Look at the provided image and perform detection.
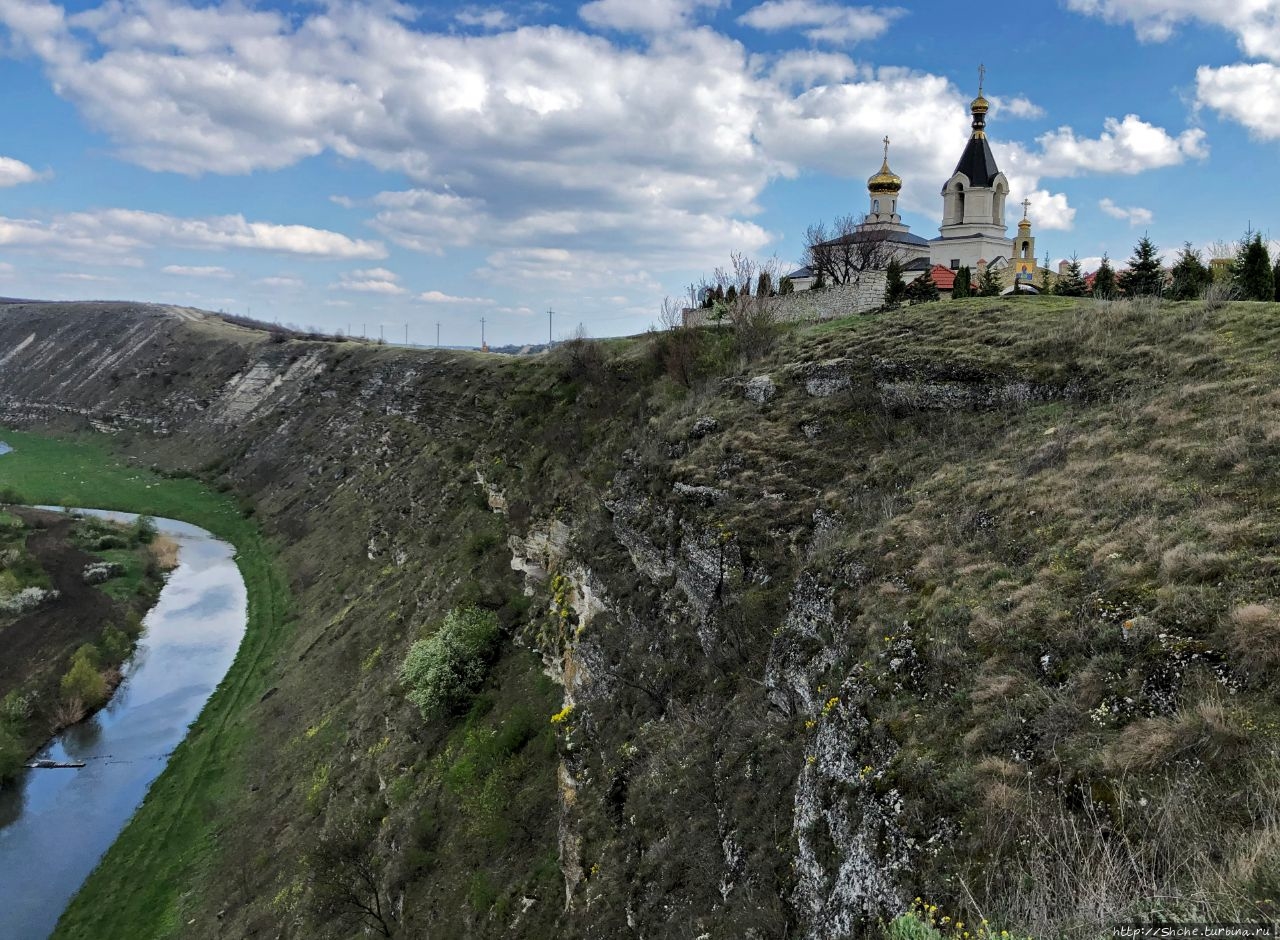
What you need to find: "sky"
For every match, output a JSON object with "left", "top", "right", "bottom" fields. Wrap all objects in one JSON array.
[{"left": 1, "top": 0, "right": 1278, "bottom": 346}]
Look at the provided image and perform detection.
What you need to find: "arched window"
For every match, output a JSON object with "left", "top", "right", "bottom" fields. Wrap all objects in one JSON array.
[
  {"left": 1022, "top": 241, "right": 1030, "bottom": 256},
  {"left": 873, "top": 199, "right": 880, "bottom": 215},
  {"left": 954, "top": 183, "right": 965, "bottom": 221}
]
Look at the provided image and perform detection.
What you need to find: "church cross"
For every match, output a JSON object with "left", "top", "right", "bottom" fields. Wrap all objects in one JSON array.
[
  {"left": 882, "top": 136, "right": 890, "bottom": 161},
  {"left": 978, "top": 63, "right": 986, "bottom": 95},
  {"left": 1021, "top": 198, "right": 1031, "bottom": 219}
]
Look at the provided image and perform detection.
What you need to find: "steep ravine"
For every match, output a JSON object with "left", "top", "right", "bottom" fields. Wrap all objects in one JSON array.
[{"left": 1, "top": 299, "right": 1278, "bottom": 939}]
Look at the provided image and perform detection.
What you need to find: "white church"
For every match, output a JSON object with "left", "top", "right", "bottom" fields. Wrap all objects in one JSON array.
[{"left": 789, "top": 72, "right": 1043, "bottom": 292}]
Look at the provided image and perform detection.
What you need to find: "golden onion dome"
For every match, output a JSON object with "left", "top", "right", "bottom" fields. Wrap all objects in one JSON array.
[
  {"left": 971, "top": 93, "right": 990, "bottom": 115},
  {"left": 868, "top": 157, "right": 902, "bottom": 195}
]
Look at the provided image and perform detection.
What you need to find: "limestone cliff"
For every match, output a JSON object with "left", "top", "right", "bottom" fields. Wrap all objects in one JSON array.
[{"left": 1, "top": 298, "right": 1278, "bottom": 939}]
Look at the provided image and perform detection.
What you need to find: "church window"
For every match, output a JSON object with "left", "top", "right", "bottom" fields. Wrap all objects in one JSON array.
[
  {"left": 1021, "top": 241, "right": 1030, "bottom": 255},
  {"left": 873, "top": 199, "right": 880, "bottom": 214}
]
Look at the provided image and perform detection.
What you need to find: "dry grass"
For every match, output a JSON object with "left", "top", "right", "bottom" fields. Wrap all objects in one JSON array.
[
  {"left": 150, "top": 534, "right": 180, "bottom": 570},
  {"left": 1226, "top": 603, "right": 1280, "bottom": 673}
]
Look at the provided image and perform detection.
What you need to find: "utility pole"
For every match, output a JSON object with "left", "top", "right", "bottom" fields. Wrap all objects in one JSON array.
[
  {"left": 548, "top": 307, "right": 554, "bottom": 347},
  {"left": 436, "top": 322, "right": 440, "bottom": 347},
  {"left": 480, "top": 317, "right": 486, "bottom": 349}
]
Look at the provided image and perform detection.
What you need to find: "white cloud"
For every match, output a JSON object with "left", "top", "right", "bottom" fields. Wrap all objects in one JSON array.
[
  {"left": 331, "top": 268, "right": 405, "bottom": 295},
  {"left": 738, "top": 1, "right": 905, "bottom": 44},
  {"left": 256, "top": 275, "right": 303, "bottom": 288},
  {"left": 1099, "top": 197, "right": 1154, "bottom": 226},
  {"left": 57, "top": 272, "right": 115, "bottom": 282},
  {"left": 1005, "top": 115, "right": 1207, "bottom": 179},
  {"left": 580, "top": 0, "right": 724, "bottom": 33},
  {"left": 1064, "top": 0, "right": 1280, "bottom": 61},
  {"left": 455, "top": 8, "right": 513, "bottom": 30},
  {"left": 419, "top": 290, "right": 491, "bottom": 304},
  {"left": 1197, "top": 62, "right": 1280, "bottom": 139},
  {"left": 1025, "top": 190, "right": 1077, "bottom": 231},
  {"left": 162, "top": 264, "right": 233, "bottom": 278},
  {"left": 0, "top": 156, "right": 48, "bottom": 187},
  {"left": 991, "top": 95, "right": 1045, "bottom": 120},
  {"left": 0, "top": 208, "right": 383, "bottom": 264}
]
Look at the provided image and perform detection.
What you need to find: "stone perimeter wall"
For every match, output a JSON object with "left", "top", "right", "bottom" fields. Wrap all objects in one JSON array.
[{"left": 682, "top": 270, "right": 887, "bottom": 327}]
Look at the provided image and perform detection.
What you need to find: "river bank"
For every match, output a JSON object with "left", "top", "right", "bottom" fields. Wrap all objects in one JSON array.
[
  {"left": 0, "top": 506, "right": 174, "bottom": 781},
  {"left": 0, "top": 428, "right": 289, "bottom": 940},
  {"left": 0, "top": 511, "right": 247, "bottom": 939}
]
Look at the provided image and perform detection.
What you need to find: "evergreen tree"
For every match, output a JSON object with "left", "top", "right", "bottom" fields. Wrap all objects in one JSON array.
[
  {"left": 713, "top": 284, "right": 725, "bottom": 304},
  {"left": 812, "top": 270, "right": 826, "bottom": 290},
  {"left": 725, "top": 284, "right": 738, "bottom": 303},
  {"left": 977, "top": 265, "right": 1002, "bottom": 296},
  {"left": 952, "top": 265, "right": 972, "bottom": 298},
  {"left": 905, "top": 268, "right": 940, "bottom": 303},
  {"left": 1042, "top": 253, "right": 1052, "bottom": 293},
  {"left": 1118, "top": 235, "right": 1164, "bottom": 296},
  {"left": 1273, "top": 259, "right": 1280, "bottom": 301},
  {"left": 1053, "top": 254, "right": 1087, "bottom": 297},
  {"left": 778, "top": 276, "right": 794, "bottom": 296},
  {"left": 1169, "top": 242, "right": 1211, "bottom": 300},
  {"left": 884, "top": 258, "right": 906, "bottom": 306},
  {"left": 757, "top": 271, "right": 773, "bottom": 297},
  {"left": 1093, "top": 254, "right": 1117, "bottom": 299},
  {"left": 1234, "top": 231, "right": 1275, "bottom": 301}
]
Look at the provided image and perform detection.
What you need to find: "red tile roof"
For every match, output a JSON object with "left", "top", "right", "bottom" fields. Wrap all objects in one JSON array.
[{"left": 924, "top": 263, "right": 972, "bottom": 292}]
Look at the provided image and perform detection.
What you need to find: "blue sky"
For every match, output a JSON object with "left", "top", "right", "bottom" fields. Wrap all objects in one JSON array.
[{"left": 1, "top": 0, "right": 1278, "bottom": 345}]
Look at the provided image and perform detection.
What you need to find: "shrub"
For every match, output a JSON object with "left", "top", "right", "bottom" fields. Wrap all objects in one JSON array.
[
  {"left": 0, "top": 722, "right": 24, "bottom": 781},
  {"left": 400, "top": 607, "right": 501, "bottom": 718},
  {"left": 132, "top": 515, "right": 158, "bottom": 545},
  {"left": 61, "top": 653, "right": 108, "bottom": 709}
]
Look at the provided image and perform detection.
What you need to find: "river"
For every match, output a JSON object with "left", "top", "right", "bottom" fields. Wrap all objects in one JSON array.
[{"left": 0, "top": 510, "right": 248, "bottom": 939}]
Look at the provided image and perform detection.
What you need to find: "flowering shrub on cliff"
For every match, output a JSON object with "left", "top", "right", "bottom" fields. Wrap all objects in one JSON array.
[{"left": 400, "top": 607, "right": 500, "bottom": 718}]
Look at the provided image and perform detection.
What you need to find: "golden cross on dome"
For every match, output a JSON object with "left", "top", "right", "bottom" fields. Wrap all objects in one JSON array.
[
  {"left": 882, "top": 136, "right": 890, "bottom": 161},
  {"left": 1021, "top": 197, "right": 1032, "bottom": 218},
  {"left": 978, "top": 63, "right": 986, "bottom": 95}
]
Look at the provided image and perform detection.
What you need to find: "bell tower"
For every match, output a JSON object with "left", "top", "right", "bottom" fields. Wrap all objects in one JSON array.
[
  {"left": 1010, "top": 200, "right": 1037, "bottom": 286},
  {"left": 930, "top": 65, "right": 1013, "bottom": 271}
]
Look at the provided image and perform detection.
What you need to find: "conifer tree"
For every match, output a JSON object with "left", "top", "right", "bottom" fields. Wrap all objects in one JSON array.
[
  {"left": 905, "top": 268, "right": 940, "bottom": 303},
  {"left": 1234, "top": 231, "right": 1275, "bottom": 301},
  {"left": 1169, "top": 243, "right": 1211, "bottom": 300},
  {"left": 725, "top": 284, "right": 738, "bottom": 303},
  {"left": 1053, "top": 254, "right": 1087, "bottom": 297},
  {"left": 812, "top": 270, "right": 826, "bottom": 290},
  {"left": 778, "top": 276, "right": 794, "bottom": 296},
  {"left": 884, "top": 257, "right": 906, "bottom": 306},
  {"left": 952, "top": 265, "right": 972, "bottom": 298},
  {"left": 757, "top": 272, "right": 773, "bottom": 297},
  {"left": 977, "top": 265, "right": 1002, "bottom": 296},
  {"left": 1093, "top": 254, "right": 1117, "bottom": 299},
  {"left": 1118, "top": 235, "right": 1163, "bottom": 296}
]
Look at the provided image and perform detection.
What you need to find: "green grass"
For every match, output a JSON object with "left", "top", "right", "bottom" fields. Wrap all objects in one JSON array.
[{"left": 0, "top": 427, "right": 291, "bottom": 940}]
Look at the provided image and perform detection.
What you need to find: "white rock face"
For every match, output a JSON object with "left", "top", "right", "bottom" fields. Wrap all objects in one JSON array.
[{"left": 745, "top": 375, "right": 776, "bottom": 404}]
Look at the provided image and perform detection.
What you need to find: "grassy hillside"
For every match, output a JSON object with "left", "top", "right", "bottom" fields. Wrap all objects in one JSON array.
[{"left": 0, "top": 295, "right": 1278, "bottom": 938}]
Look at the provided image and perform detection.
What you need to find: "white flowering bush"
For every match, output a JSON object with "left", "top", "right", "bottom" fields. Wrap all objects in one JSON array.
[{"left": 399, "top": 607, "right": 500, "bottom": 718}]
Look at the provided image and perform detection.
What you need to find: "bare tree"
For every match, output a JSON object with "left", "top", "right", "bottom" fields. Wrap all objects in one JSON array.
[
  {"left": 804, "top": 213, "right": 894, "bottom": 285},
  {"left": 305, "top": 815, "right": 395, "bottom": 937}
]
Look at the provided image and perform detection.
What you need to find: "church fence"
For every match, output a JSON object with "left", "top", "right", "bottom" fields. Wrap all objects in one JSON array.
[{"left": 682, "top": 271, "right": 887, "bottom": 328}]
